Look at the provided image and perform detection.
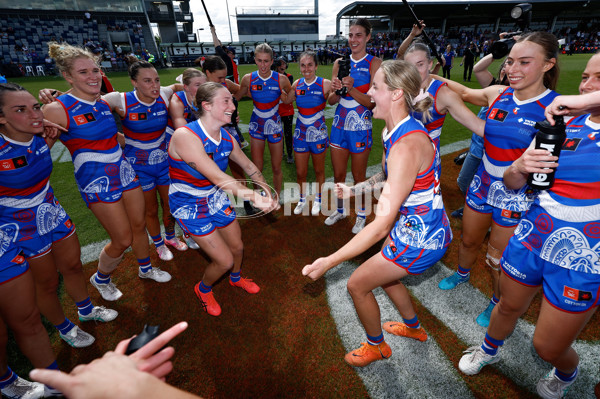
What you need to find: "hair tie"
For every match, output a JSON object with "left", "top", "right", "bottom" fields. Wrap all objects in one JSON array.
[
  {"left": 175, "top": 74, "right": 183, "bottom": 84},
  {"left": 412, "top": 88, "right": 429, "bottom": 105}
]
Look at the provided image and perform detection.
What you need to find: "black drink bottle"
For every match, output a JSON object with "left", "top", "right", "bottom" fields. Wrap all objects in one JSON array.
[{"left": 527, "top": 115, "right": 566, "bottom": 190}]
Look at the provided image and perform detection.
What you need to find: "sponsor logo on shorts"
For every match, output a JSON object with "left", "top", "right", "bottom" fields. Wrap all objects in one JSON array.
[
  {"left": 563, "top": 298, "right": 587, "bottom": 307},
  {"left": 73, "top": 112, "right": 96, "bottom": 125},
  {"left": 316, "top": 143, "right": 325, "bottom": 150},
  {"left": 502, "top": 260, "right": 527, "bottom": 280},
  {"left": 501, "top": 209, "right": 521, "bottom": 219},
  {"left": 64, "top": 219, "right": 73, "bottom": 229},
  {"left": 355, "top": 142, "right": 366, "bottom": 149},
  {"left": 389, "top": 242, "right": 397, "bottom": 253},
  {"left": 11, "top": 254, "right": 25, "bottom": 264},
  {"left": 0, "top": 155, "right": 28, "bottom": 171},
  {"left": 562, "top": 138, "right": 581, "bottom": 151},
  {"left": 563, "top": 286, "right": 592, "bottom": 302},
  {"left": 489, "top": 108, "right": 508, "bottom": 122},
  {"left": 273, "top": 133, "right": 281, "bottom": 139},
  {"left": 224, "top": 206, "right": 233, "bottom": 216}
]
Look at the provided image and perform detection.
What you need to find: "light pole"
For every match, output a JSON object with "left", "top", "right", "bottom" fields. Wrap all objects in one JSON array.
[{"left": 225, "top": 0, "right": 233, "bottom": 42}]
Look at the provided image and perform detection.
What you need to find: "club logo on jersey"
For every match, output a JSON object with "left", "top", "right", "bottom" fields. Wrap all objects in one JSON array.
[
  {"left": 501, "top": 209, "right": 521, "bottom": 219},
  {"left": 251, "top": 85, "right": 263, "bottom": 91},
  {"left": 563, "top": 286, "right": 592, "bottom": 302},
  {"left": 513, "top": 107, "right": 519, "bottom": 115},
  {"left": 129, "top": 113, "right": 147, "bottom": 121},
  {"left": 296, "top": 89, "right": 306, "bottom": 96},
  {"left": 489, "top": 108, "right": 508, "bottom": 122},
  {"left": 588, "top": 131, "right": 598, "bottom": 140},
  {"left": 73, "top": 112, "right": 96, "bottom": 126},
  {"left": 0, "top": 155, "right": 28, "bottom": 171},
  {"left": 562, "top": 138, "right": 581, "bottom": 151}
]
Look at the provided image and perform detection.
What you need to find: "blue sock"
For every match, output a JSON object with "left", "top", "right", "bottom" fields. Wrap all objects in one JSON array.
[
  {"left": 403, "top": 315, "right": 421, "bottom": 329},
  {"left": 151, "top": 234, "right": 164, "bottom": 248},
  {"left": 337, "top": 198, "right": 344, "bottom": 214},
  {"left": 357, "top": 208, "right": 366, "bottom": 219},
  {"left": 138, "top": 257, "right": 151, "bottom": 273},
  {"left": 198, "top": 281, "right": 212, "bottom": 293},
  {"left": 457, "top": 265, "right": 470, "bottom": 279},
  {"left": 54, "top": 318, "right": 75, "bottom": 335},
  {"left": 299, "top": 194, "right": 306, "bottom": 203},
  {"left": 165, "top": 230, "right": 175, "bottom": 241},
  {"left": 554, "top": 367, "right": 578, "bottom": 382},
  {"left": 366, "top": 332, "right": 384, "bottom": 346},
  {"left": 43, "top": 361, "right": 59, "bottom": 390},
  {"left": 0, "top": 367, "right": 17, "bottom": 389},
  {"left": 230, "top": 270, "right": 241, "bottom": 283},
  {"left": 315, "top": 193, "right": 321, "bottom": 203},
  {"left": 481, "top": 333, "right": 504, "bottom": 356},
  {"left": 95, "top": 270, "right": 111, "bottom": 284},
  {"left": 76, "top": 297, "right": 94, "bottom": 316}
]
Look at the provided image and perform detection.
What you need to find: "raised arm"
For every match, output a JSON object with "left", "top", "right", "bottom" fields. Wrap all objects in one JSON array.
[
  {"left": 210, "top": 26, "right": 222, "bottom": 48},
  {"left": 397, "top": 21, "right": 425, "bottom": 60},
  {"left": 433, "top": 75, "right": 503, "bottom": 107},
  {"left": 545, "top": 92, "right": 600, "bottom": 122},
  {"left": 437, "top": 85, "right": 486, "bottom": 137},
  {"left": 472, "top": 53, "right": 496, "bottom": 87}
]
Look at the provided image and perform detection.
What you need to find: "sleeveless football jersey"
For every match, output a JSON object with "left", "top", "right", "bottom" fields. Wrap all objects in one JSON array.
[
  {"left": 332, "top": 54, "right": 374, "bottom": 132},
  {"left": 295, "top": 77, "right": 327, "bottom": 142},
  {"left": 411, "top": 79, "right": 447, "bottom": 149}
]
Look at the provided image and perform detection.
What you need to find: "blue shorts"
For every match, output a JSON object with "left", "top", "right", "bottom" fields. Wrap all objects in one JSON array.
[
  {"left": 249, "top": 113, "right": 283, "bottom": 144},
  {"left": 0, "top": 247, "right": 28, "bottom": 285},
  {"left": 501, "top": 240, "right": 600, "bottom": 313},
  {"left": 133, "top": 161, "right": 170, "bottom": 191},
  {"left": 19, "top": 216, "right": 76, "bottom": 259},
  {"left": 81, "top": 177, "right": 140, "bottom": 207},
  {"left": 381, "top": 237, "right": 448, "bottom": 275},
  {"left": 293, "top": 136, "right": 329, "bottom": 154},
  {"left": 224, "top": 125, "right": 243, "bottom": 146},
  {"left": 465, "top": 183, "right": 522, "bottom": 228},
  {"left": 175, "top": 201, "right": 236, "bottom": 237},
  {"left": 330, "top": 126, "right": 372, "bottom": 154}
]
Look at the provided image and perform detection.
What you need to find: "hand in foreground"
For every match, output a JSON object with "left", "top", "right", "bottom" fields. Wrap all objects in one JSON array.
[
  {"left": 302, "top": 257, "right": 333, "bottom": 281},
  {"left": 544, "top": 94, "right": 598, "bottom": 123},
  {"left": 42, "top": 119, "right": 67, "bottom": 139},
  {"left": 410, "top": 21, "right": 425, "bottom": 37},
  {"left": 38, "top": 88, "right": 60, "bottom": 104},
  {"left": 335, "top": 183, "right": 354, "bottom": 199},
  {"left": 252, "top": 190, "right": 280, "bottom": 213},
  {"left": 512, "top": 149, "right": 558, "bottom": 175}
]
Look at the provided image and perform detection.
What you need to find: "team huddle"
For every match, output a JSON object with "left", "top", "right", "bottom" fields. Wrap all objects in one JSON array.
[{"left": 0, "top": 16, "right": 598, "bottom": 399}]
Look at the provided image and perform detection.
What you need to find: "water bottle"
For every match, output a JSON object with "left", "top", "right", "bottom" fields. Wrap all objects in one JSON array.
[{"left": 526, "top": 115, "right": 566, "bottom": 190}]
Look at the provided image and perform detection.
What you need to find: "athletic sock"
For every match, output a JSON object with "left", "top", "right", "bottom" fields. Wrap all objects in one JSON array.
[
  {"left": 230, "top": 270, "right": 241, "bottom": 283},
  {"left": 481, "top": 332, "right": 504, "bottom": 356},
  {"left": 367, "top": 332, "right": 384, "bottom": 346},
  {"left": 54, "top": 318, "right": 75, "bottom": 335},
  {"left": 138, "top": 257, "right": 152, "bottom": 273},
  {"left": 402, "top": 315, "right": 421, "bottom": 329},
  {"left": 337, "top": 198, "right": 344, "bottom": 214},
  {"left": 95, "top": 270, "right": 111, "bottom": 284},
  {"left": 44, "top": 361, "right": 59, "bottom": 390},
  {"left": 198, "top": 281, "right": 212, "bottom": 293},
  {"left": 457, "top": 265, "right": 470, "bottom": 279},
  {"left": 0, "top": 367, "right": 17, "bottom": 389},
  {"left": 315, "top": 193, "right": 322, "bottom": 203},
  {"left": 165, "top": 230, "right": 175, "bottom": 241},
  {"left": 490, "top": 294, "right": 500, "bottom": 306},
  {"left": 555, "top": 367, "right": 578, "bottom": 382},
  {"left": 76, "top": 297, "right": 94, "bottom": 316},
  {"left": 299, "top": 194, "right": 306, "bottom": 203},
  {"left": 357, "top": 208, "right": 366, "bottom": 219},
  {"left": 151, "top": 234, "right": 164, "bottom": 248}
]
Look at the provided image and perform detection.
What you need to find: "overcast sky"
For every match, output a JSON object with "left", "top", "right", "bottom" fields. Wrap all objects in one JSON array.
[{"left": 191, "top": 0, "right": 354, "bottom": 42}]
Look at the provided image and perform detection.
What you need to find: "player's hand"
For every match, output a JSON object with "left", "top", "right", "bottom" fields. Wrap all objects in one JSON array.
[
  {"left": 335, "top": 183, "right": 353, "bottom": 199},
  {"left": 512, "top": 148, "right": 558, "bottom": 175},
  {"left": 341, "top": 76, "right": 355, "bottom": 92},
  {"left": 331, "top": 77, "right": 343, "bottom": 91},
  {"left": 411, "top": 21, "right": 425, "bottom": 37},
  {"left": 302, "top": 257, "right": 333, "bottom": 281},
  {"left": 544, "top": 94, "right": 592, "bottom": 123},
  {"left": 114, "top": 321, "right": 188, "bottom": 379},
  {"left": 42, "top": 119, "right": 67, "bottom": 139},
  {"left": 39, "top": 88, "right": 59, "bottom": 104},
  {"left": 252, "top": 190, "right": 280, "bottom": 213}
]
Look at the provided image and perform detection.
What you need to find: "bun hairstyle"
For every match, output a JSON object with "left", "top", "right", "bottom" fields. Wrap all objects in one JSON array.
[
  {"left": 516, "top": 31, "right": 560, "bottom": 90},
  {"left": 380, "top": 60, "right": 433, "bottom": 121},
  {"left": 202, "top": 56, "right": 227, "bottom": 73},
  {"left": 48, "top": 41, "right": 99, "bottom": 75},
  {"left": 195, "top": 82, "right": 226, "bottom": 118},
  {"left": 349, "top": 18, "right": 372, "bottom": 36},
  {"left": 128, "top": 60, "right": 155, "bottom": 80},
  {"left": 181, "top": 68, "right": 205, "bottom": 85}
]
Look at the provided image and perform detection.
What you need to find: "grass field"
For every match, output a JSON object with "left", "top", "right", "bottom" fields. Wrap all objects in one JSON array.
[{"left": 7, "top": 53, "right": 599, "bottom": 398}]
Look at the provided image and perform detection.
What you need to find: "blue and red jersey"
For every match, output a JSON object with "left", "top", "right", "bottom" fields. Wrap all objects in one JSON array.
[
  {"left": 56, "top": 94, "right": 137, "bottom": 194},
  {"left": 412, "top": 79, "right": 447, "bottom": 149},
  {"left": 0, "top": 135, "right": 69, "bottom": 242},
  {"left": 249, "top": 71, "right": 281, "bottom": 118},
  {"left": 476, "top": 87, "right": 559, "bottom": 212},
  {"left": 513, "top": 114, "right": 600, "bottom": 274},
  {"left": 121, "top": 91, "right": 169, "bottom": 166},
  {"left": 295, "top": 77, "right": 328, "bottom": 141},
  {"left": 166, "top": 91, "right": 197, "bottom": 138},
  {"left": 168, "top": 120, "right": 234, "bottom": 220},
  {"left": 383, "top": 116, "right": 452, "bottom": 250},
  {"left": 332, "top": 54, "right": 374, "bottom": 132}
]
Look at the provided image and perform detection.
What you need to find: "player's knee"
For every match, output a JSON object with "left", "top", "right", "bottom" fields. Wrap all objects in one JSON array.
[
  {"left": 346, "top": 275, "right": 367, "bottom": 299},
  {"left": 533, "top": 335, "right": 566, "bottom": 364},
  {"left": 112, "top": 232, "right": 133, "bottom": 252},
  {"left": 461, "top": 234, "right": 484, "bottom": 250},
  {"left": 14, "top": 306, "right": 45, "bottom": 337}
]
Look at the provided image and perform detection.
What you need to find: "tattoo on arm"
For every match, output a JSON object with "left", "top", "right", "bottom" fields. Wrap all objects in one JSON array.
[{"left": 350, "top": 171, "right": 386, "bottom": 195}]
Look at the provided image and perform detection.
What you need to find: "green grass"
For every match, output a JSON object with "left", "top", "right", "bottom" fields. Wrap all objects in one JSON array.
[{"left": 12, "top": 53, "right": 591, "bottom": 246}]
